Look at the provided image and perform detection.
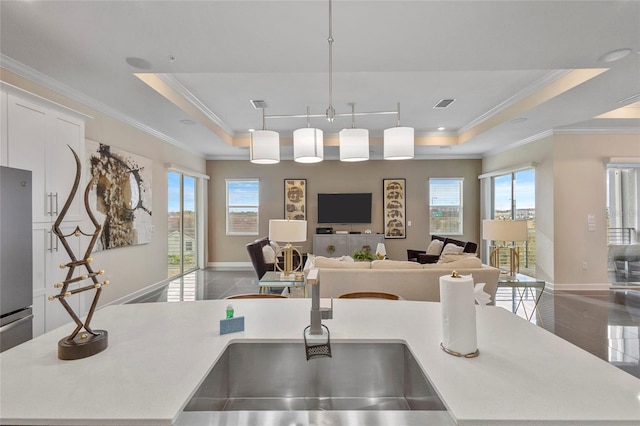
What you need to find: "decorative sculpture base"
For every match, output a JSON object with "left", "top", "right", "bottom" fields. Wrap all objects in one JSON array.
[{"left": 58, "top": 330, "right": 108, "bottom": 361}]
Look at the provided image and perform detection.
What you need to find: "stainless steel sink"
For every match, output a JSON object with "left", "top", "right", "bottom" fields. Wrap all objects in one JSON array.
[{"left": 177, "top": 342, "right": 453, "bottom": 425}]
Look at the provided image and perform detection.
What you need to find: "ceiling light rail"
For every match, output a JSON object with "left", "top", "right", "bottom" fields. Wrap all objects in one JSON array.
[{"left": 249, "top": 0, "right": 414, "bottom": 164}]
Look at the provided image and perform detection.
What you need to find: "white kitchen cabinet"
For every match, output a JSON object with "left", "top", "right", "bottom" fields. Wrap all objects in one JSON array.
[
  {"left": 6, "top": 91, "right": 85, "bottom": 223},
  {"left": 1, "top": 83, "right": 90, "bottom": 337}
]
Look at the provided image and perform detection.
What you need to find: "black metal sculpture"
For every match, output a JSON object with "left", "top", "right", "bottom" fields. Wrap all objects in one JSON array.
[{"left": 49, "top": 146, "right": 109, "bottom": 360}]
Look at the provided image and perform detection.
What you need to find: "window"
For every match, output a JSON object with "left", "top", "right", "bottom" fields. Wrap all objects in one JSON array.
[
  {"left": 226, "top": 179, "right": 259, "bottom": 235},
  {"left": 429, "top": 178, "right": 463, "bottom": 235}
]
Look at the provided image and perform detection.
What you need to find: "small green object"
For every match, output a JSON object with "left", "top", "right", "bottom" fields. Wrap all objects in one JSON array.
[{"left": 226, "top": 304, "right": 234, "bottom": 319}]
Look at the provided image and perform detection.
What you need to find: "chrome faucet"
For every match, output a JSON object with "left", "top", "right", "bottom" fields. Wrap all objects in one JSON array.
[{"left": 303, "top": 268, "right": 332, "bottom": 360}]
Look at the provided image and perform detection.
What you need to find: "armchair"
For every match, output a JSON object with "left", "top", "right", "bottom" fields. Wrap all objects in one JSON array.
[
  {"left": 245, "top": 237, "right": 275, "bottom": 279},
  {"left": 407, "top": 235, "right": 478, "bottom": 264}
]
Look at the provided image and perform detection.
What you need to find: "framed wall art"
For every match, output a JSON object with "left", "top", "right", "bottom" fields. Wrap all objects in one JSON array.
[
  {"left": 284, "top": 179, "right": 306, "bottom": 220},
  {"left": 383, "top": 178, "right": 406, "bottom": 239},
  {"left": 86, "top": 139, "right": 153, "bottom": 251}
]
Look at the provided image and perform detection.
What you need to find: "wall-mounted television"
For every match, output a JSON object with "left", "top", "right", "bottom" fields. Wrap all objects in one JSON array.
[{"left": 317, "top": 193, "right": 372, "bottom": 224}]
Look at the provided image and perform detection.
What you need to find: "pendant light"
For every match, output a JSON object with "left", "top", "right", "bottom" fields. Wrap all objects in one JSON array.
[
  {"left": 339, "top": 103, "right": 369, "bottom": 162},
  {"left": 384, "top": 103, "right": 414, "bottom": 160},
  {"left": 294, "top": 107, "right": 324, "bottom": 163},
  {"left": 250, "top": 107, "right": 280, "bottom": 164}
]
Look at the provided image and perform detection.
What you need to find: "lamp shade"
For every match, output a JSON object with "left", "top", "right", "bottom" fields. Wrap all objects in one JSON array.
[
  {"left": 339, "top": 128, "right": 369, "bottom": 162},
  {"left": 250, "top": 130, "right": 280, "bottom": 164},
  {"left": 383, "top": 126, "right": 414, "bottom": 160},
  {"left": 293, "top": 128, "right": 324, "bottom": 163},
  {"left": 482, "top": 219, "right": 528, "bottom": 241},
  {"left": 269, "top": 219, "right": 307, "bottom": 243}
]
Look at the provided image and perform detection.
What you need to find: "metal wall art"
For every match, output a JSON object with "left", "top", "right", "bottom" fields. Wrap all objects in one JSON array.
[
  {"left": 284, "top": 179, "right": 306, "bottom": 220},
  {"left": 383, "top": 178, "right": 406, "bottom": 239},
  {"left": 86, "top": 140, "right": 152, "bottom": 250}
]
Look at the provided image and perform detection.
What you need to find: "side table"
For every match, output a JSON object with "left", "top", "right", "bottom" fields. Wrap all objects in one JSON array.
[
  {"left": 497, "top": 273, "right": 545, "bottom": 325},
  {"left": 259, "top": 271, "right": 306, "bottom": 297}
]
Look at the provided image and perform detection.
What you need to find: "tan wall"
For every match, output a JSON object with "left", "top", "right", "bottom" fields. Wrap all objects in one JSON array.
[
  {"left": 207, "top": 159, "right": 482, "bottom": 264},
  {"left": 1, "top": 69, "right": 207, "bottom": 305},
  {"left": 553, "top": 133, "right": 640, "bottom": 287}
]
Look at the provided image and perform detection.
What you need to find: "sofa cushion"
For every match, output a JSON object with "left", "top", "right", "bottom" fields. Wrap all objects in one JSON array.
[
  {"left": 426, "top": 239, "right": 444, "bottom": 255},
  {"left": 313, "top": 256, "right": 371, "bottom": 269},
  {"left": 371, "top": 260, "right": 424, "bottom": 269},
  {"left": 438, "top": 253, "right": 478, "bottom": 263},
  {"left": 424, "top": 256, "right": 482, "bottom": 269}
]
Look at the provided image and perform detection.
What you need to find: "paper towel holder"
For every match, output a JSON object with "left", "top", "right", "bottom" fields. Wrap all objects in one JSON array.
[
  {"left": 440, "top": 342, "right": 480, "bottom": 358},
  {"left": 441, "top": 270, "right": 480, "bottom": 358}
]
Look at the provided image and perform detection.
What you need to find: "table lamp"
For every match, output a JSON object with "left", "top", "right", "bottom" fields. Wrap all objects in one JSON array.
[
  {"left": 482, "top": 219, "right": 528, "bottom": 276},
  {"left": 269, "top": 219, "right": 307, "bottom": 278},
  {"left": 375, "top": 243, "right": 387, "bottom": 260}
]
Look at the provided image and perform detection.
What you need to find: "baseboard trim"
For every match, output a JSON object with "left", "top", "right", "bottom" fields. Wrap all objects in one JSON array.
[
  {"left": 207, "top": 262, "right": 253, "bottom": 271},
  {"left": 546, "top": 282, "right": 612, "bottom": 292}
]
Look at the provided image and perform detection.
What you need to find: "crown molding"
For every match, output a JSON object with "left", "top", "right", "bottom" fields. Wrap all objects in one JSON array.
[
  {"left": 459, "top": 69, "right": 570, "bottom": 135},
  {"left": 157, "top": 73, "right": 235, "bottom": 136},
  {"left": 554, "top": 127, "right": 640, "bottom": 135},
  {"left": 483, "top": 129, "right": 554, "bottom": 158},
  {"left": 0, "top": 54, "right": 203, "bottom": 157}
]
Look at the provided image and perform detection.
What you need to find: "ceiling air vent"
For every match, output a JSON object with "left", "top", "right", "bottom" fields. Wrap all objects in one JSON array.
[
  {"left": 433, "top": 99, "right": 456, "bottom": 109},
  {"left": 250, "top": 99, "right": 268, "bottom": 109}
]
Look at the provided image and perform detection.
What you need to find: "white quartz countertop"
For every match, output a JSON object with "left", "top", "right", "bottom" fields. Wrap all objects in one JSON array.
[{"left": 1, "top": 299, "right": 639, "bottom": 425}]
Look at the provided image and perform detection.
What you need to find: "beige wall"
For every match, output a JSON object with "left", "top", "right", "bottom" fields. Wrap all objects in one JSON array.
[
  {"left": 483, "top": 132, "right": 640, "bottom": 288},
  {"left": 207, "top": 159, "right": 482, "bottom": 264},
  {"left": 1, "top": 69, "right": 207, "bottom": 305}
]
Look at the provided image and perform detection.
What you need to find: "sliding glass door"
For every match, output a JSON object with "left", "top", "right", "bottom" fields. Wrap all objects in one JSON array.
[
  {"left": 492, "top": 169, "right": 536, "bottom": 276},
  {"left": 168, "top": 171, "right": 198, "bottom": 278}
]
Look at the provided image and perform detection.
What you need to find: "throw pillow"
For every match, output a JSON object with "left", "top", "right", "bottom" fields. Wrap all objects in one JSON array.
[
  {"left": 313, "top": 256, "right": 371, "bottom": 269},
  {"left": 441, "top": 243, "right": 464, "bottom": 256},
  {"left": 270, "top": 241, "right": 281, "bottom": 254},
  {"left": 262, "top": 245, "right": 276, "bottom": 264},
  {"left": 426, "top": 239, "right": 445, "bottom": 255}
]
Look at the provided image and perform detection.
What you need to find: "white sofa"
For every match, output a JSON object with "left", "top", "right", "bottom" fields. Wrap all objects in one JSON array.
[{"left": 305, "top": 256, "right": 500, "bottom": 304}]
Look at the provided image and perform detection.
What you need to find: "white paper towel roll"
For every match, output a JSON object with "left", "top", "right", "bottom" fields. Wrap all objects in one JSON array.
[{"left": 440, "top": 274, "right": 478, "bottom": 356}]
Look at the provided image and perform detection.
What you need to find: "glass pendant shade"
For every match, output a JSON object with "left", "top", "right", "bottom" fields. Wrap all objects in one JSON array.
[
  {"left": 384, "top": 127, "right": 414, "bottom": 160},
  {"left": 339, "top": 128, "right": 369, "bottom": 162},
  {"left": 250, "top": 130, "right": 280, "bottom": 164},
  {"left": 293, "top": 128, "right": 324, "bottom": 163}
]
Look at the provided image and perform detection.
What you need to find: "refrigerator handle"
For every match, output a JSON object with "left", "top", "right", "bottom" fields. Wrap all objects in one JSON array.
[{"left": 0, "top": 314, "right": 33, "bottom": 333}]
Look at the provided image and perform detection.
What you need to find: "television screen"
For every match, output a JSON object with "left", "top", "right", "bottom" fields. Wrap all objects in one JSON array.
[{"left": 317, "top": 193, "right": 372, "bottom": 224}]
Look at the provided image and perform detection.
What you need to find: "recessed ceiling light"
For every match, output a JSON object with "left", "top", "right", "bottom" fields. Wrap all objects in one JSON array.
[
  {"left": 248, "top": 128, "right": 255, "bottom": 132},
  {"left": 437, "top": 126, "right": 446, "bottom": 131},
  {"left": 598, "top": 48, "right": 632, "bottom": 63},
  {"left": 125, "top": 57, "right": 152, "bottom": 70},
  {"left": 510, "top": 117, "right": 528, "bottom": 124},
  {"left": 179, "top": 119, "right": 195, "bottom": 125}
]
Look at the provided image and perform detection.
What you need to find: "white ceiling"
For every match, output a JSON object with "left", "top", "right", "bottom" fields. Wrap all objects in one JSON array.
[{"left": 1, "top": 0, "right": 639, "bottom": 160}]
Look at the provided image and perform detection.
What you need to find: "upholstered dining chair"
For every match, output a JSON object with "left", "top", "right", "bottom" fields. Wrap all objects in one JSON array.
[{"left": 338, "top": 291, "right": 401, "bottom": 300}]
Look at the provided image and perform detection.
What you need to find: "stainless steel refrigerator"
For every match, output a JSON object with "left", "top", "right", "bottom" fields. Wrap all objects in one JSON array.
[{"left": 0, "top": 166, "right": 33, "bottom": 352}]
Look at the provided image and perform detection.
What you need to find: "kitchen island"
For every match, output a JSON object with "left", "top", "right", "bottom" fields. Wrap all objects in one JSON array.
[{"left": 1, "top": 298, "right": 638, "bottom": 425}]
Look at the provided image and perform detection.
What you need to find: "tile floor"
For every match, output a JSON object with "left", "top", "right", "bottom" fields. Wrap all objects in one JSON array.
[{"left": 129, "top": 268, "right": 640, "bottom": 379}]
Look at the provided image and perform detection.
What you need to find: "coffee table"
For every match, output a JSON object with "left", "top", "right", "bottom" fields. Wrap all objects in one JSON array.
[{"left": 259, "top": 271, "right": 306, "bottom": 297}]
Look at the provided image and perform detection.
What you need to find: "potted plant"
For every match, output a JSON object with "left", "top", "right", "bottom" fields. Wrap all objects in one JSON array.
[{"left": 352, "top": 247, "right": 375, "bottom": 262}]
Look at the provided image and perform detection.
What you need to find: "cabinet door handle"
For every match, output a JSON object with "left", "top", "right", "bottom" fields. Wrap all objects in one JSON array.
[
  {"left": 47, "top": 193, "right": 53, "bottom": 216},
  {"left": 48, "top": 230, "right": 53, "bottom": 252},
  {"left": 54, "top": 233, "right": 59, "bottom": 252},
  {"left": 54, "top": 193, "right": 59, "bottom": 216}
]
